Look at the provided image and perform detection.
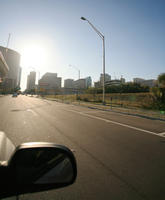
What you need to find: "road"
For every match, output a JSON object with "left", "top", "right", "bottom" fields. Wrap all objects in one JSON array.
[{"left": 0, "top": 95, "right": 165, "bottom": 200}]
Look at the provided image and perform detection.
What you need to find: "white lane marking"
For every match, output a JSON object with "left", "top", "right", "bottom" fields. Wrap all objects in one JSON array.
[
  {"left": 158, "top": 132, "right": 165, "bottom": 136},
  {"left": 27, "top": 109, "right": 38, "bottom": 116},
  {"left": 64, "top": 109, "right": 165, "bottom": 137},
  {"left": 83, "top": 110, "right": 105, "bottom": 114}
]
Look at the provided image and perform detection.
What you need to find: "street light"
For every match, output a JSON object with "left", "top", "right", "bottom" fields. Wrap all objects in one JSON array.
[
  {"left": 69, "top": 65, "right": 80, "bottom": 80},
  {"left": 81, "top": 16, "right": 105, "bottom": 104}
]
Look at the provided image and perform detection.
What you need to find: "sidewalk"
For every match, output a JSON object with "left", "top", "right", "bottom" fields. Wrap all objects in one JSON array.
[{"left": 41, "top": 97, "right": 165, "bottom": 122}]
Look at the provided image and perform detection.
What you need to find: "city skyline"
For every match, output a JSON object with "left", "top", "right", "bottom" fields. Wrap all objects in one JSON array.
[
  {"left": 0, "top": 0, "right": 165, "bottom": 90},
  {"left": 26, "top": 69, "right": 156, "bottom": 89}
]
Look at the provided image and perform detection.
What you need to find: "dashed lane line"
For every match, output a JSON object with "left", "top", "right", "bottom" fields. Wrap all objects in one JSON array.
[{"left": 26, "top": 109, "right": 38, "bottom": 116}]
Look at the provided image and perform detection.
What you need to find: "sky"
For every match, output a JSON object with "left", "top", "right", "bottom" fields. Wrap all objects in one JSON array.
[{"left": 0, "top": 0, "right": 165, "bottom": 90}]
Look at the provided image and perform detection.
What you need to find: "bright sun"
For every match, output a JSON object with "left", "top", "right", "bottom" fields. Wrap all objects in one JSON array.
[{"left": 21, "top": 44, "right": 47, "bottom": 69}]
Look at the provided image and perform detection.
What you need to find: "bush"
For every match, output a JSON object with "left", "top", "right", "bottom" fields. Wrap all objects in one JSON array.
[
  {"left": 76, "top": 96, "right": 81, "bottom": 100},
  {"left": 86, "top": 83, "right": 149, "bottom": 94},
  {"left": 83, "top": 98, "right": 89, "bottom": 102},
  {"left": 151, "top": 87, "right": 165, "bottom": 110}
]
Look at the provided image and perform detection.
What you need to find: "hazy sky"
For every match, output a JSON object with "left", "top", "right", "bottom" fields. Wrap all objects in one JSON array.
[{"left": 0, "top": 0, "right": 165, "bottom": 90}]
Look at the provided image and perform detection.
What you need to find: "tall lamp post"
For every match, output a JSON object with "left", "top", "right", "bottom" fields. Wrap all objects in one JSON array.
[
  {"left": 81, "top": 17, "right": 105, "bottom": 104},
  {"left": 69, "top": 64, "right": 80, "bottom": 80}
]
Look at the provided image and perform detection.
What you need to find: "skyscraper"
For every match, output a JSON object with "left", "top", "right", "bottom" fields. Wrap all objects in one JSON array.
[
  {"left": 38, "top": 72, "right": 61, "bottom": 94},
  {"left": 17, "top": 67, "right": 22, "bottom": 88},
  {"left": 26, "top": 71, "right": 36, "bottom": 90},
  {"left": 0, "top": 46, "right": 21, "bottom": 91},
  {"left": 85, "top": 76, "right": 92, "bottom": 88},
  {"left": 100, "top": 73, "right": 111, "bottom": 86},
  {"left": 64, "top": 79, "right": 74, "bottom": 88}
]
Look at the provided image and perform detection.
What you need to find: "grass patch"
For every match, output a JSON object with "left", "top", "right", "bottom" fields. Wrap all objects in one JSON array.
[{"left": 44, "top": 93, "right": 164, "bottom": 112}]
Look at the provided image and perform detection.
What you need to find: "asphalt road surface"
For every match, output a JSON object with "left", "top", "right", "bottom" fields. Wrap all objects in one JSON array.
[{"left": 0, "top": 95, "right": 165, "bottom": 200}]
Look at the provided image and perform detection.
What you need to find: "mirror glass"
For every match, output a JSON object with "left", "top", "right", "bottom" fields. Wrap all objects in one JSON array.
[{"left": 12, "top": 148, "right": 74, "bottom": 185}]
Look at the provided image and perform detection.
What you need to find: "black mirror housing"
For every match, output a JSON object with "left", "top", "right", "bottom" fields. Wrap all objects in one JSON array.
[{"left": 0, "top": 142, "right": 77, "bottom": 199}]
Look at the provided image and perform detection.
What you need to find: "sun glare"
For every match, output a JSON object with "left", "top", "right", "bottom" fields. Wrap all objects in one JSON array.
[{"left": 21, "top": 44, "right": 48, "bottom": 69}]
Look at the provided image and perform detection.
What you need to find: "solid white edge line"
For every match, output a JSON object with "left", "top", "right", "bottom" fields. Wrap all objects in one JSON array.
[
  {"left": 65, "top": 109, "right": 165, "bottom": 137},
  {"left": 158, "top": 132, "right": 165, "bottom": 136}
]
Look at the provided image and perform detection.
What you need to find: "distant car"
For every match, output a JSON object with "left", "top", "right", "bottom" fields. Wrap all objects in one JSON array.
[{"left": 12, "top": 93, "right": 18, "bottom": 97}]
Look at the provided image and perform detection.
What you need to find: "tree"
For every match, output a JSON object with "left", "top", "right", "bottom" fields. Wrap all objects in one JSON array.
[
  {"left": 14, "top": 86, "right": 21, "bottom": 92},
  {"left": 151, "top": 73, "right": 165, "bottom": 110},
  {"left": 158, "top": 73, "right": 165, "bottom": 87},
  {"left": 158, "top": 73, "right": 165, "bottom": 104}
]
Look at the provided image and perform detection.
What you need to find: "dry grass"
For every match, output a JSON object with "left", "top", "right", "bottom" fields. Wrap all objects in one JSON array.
[
  {"left": 43, "top": 93, "right": 165, "bottom": 120},
  {"left": 45, "top": 93, "right": 155, "bottom": 109}
]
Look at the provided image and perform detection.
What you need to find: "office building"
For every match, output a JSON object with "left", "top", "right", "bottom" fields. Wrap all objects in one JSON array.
[
  {"left": 100, "top": 73, "right": 111, "bottom": 86},
  {"left": 26, "top": 71, "right": 36, "bottom": 90},
  {"left": 17, "top": 67, "right": 22, "bottom": 88},
  {"left": 141, "top": 79, "right": 157, "bottom": 87},
  {"left": 94, "top": 81, "right": 101, "bottom": 88},
  {"left": 0, "top": 51, "right": 9, "bottom": 79},
  {"left": 64, "top": 79, "right": 74, "bottom": 88},
  {"left": 85, "top": 76, "right": 92, "bottom": 88},
  {"left": 39, "top": 72, "right": 61, "bottom": 94},
  {"left": 105, "top": 79, "right": 122, "bottom": 86},
  {"left": 133, "top": 78, "right": 156, "bottom": 87},
  {"left": 120, "top": 77, "right": 126, "bottom": 84},
  {"left": 133, "top": 78, "right": 145, "bottom": 83},
  {"left": 0, "top": 46, "right": 21, "bottom": 91},
  {"left": 73, "top": 79, "right": 86, "bottom": 89}
]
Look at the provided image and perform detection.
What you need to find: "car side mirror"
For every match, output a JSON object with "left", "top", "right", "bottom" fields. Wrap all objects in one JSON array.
[{"left": 0, "top": 142, "right": 77, "bottom": 199}]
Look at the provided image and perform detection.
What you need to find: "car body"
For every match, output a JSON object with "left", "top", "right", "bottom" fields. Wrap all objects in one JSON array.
[
  {"left": 0, "top": 132, "right": 77, "bottom": 199},
  {"left": 12, "top": 93, "right": 18, "bottom": 97}
]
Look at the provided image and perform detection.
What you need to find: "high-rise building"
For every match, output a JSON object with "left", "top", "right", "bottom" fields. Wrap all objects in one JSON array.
[
  {"left": 64, "top": 79, "right": 74, "bottom": 88},
  {"left": 133, "top": 78, "right": 145, "bottom": 83},
  {"left": 85, "top": 76, "right": 92, "bottom": 88},
  {"left": 94, "top": 81, "right": 101, "bottom": 88},
  {"left": 0, "top": 46, "right": 21, "bottom": 91},
  {"left": 100, "top": 73, "right": 111, "bottom": 86},
  {"left": 133, "top": 78, "right": 156, "bottom": 87},
  {"left": 26, "top": 71, "right": 36, "bottom": 90},
  {"left": 72, "top": 77, "right": 92, "bottom": 89},
  {"left": 17, "top": 67, "right": 22, "bottom": 88},
  {"left": 0, "top": 51, "right": 9, "bottom": 79},
  {"left": 73, "top": 79, "right": 86, "bottom": 89},
  {"left": 120, "top": 77, "right": 125, "bottom": 84},
  {"left": 39, "top": 72, "right": 61, "bottom": 94},
  {"left": 141, "top": 79, "right": 157, "bottom": 87}
]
